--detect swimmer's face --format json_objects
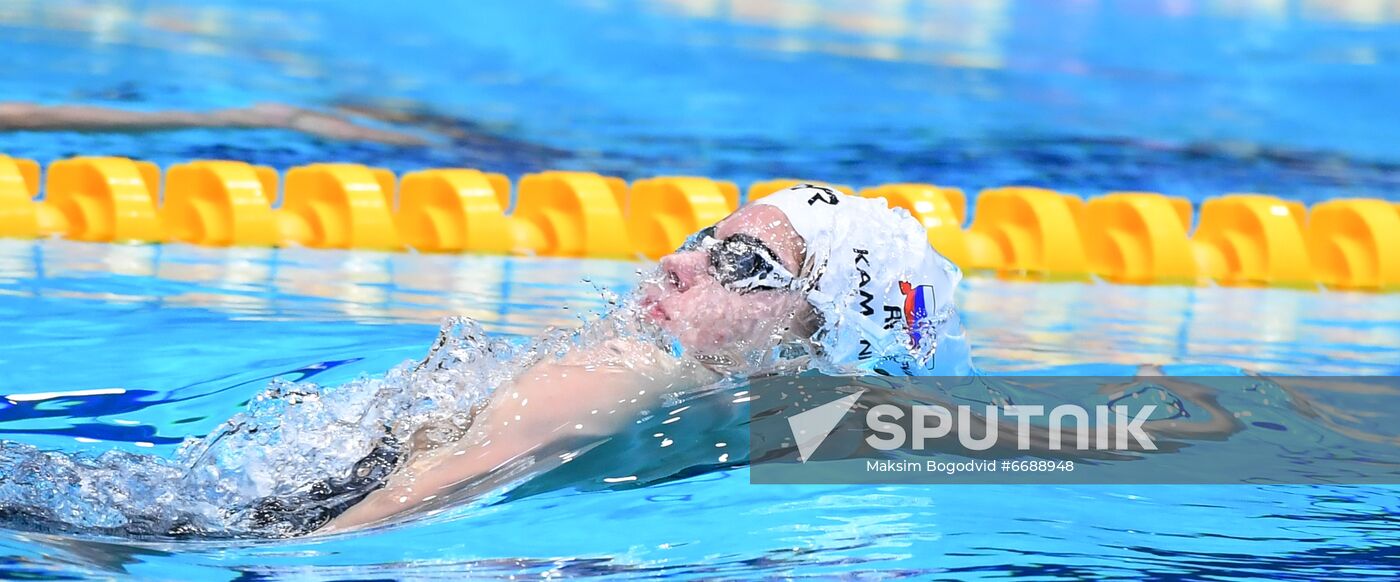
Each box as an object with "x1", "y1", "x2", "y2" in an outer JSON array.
[{"x1": 640, "y1": 205, "x2": 815, "y2": 363}]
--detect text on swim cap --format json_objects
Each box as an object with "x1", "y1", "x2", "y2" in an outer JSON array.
[
  {"x1": 802, "y1": 184, "x2": 840, "y2": 206},
  {"x1": 854, "y1": 248, "x2": 874, "y2": 317}
]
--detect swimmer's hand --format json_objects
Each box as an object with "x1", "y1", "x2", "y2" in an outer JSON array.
[{"x1": 319, "y1": 339, "x2": 719, "y2": 533}]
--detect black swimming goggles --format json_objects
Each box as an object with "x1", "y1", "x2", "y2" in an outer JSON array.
[{"x1": 678, "y1": 226, "x2": 799, "y2": 294}]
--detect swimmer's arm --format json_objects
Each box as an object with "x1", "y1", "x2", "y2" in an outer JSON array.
[
  {"x1": 973, "y1": 366, "x2": 1243, "y2": 456},
  {"x1": 318, "y1": 399, "x2": 565, "y2": 533},
  {"x1": 321, "y1": 341, "x2": 713, "y2": 533}
]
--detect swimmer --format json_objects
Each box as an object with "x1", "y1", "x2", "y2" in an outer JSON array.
[
  {"x1": 0, "y1": 184, "x2": 1247, "y2": 537},
  {"x1": 0, "y1": 102, "x2": 428, "y2": 145},
  {"x1": 319, "y1": 184, "x2": 977, "y2": 531},
  {"x1": 318, "y1": 185, "x2": 1251, "y2": 532}
]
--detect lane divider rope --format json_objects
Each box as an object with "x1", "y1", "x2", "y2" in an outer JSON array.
[{"x1": 0, "y1": 154, "x2": 1395, "y2": 291}]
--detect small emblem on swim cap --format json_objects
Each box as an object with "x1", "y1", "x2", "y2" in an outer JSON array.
[
  {"x1": 797, "y1": 184, "x2": 840, "y2": 206},
  {"x1": 898, "y1": 281, "x2": 936, "y2": 348}
]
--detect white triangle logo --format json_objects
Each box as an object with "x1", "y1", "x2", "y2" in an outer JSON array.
[{"x1": 787, "y1": 390, "x2": 865, "y2": 463}]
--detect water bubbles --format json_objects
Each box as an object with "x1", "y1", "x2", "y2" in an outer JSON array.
[
  {"x1": 0, "y1": 243, "x2": 834, "y2": 540},
  {"x1": 0, "y1": 314, "x2": 535, "y2": 538}
]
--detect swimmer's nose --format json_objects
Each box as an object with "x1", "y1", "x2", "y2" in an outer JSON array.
[{"x1": 660, "y1": 251, "x2": 708, "y2": 292}]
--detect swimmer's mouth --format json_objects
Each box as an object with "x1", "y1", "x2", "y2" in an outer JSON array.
[{"x1": 641, "y1": 297, "x2": 669, "y2": 322}]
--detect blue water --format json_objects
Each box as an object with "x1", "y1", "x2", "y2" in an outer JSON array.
[
  {"x1": 2, "y1": 239, "x2": 1398, "y2": 578},
  {"x1": 1, "y1": 0, "x2": 1399, "y2": 579}
]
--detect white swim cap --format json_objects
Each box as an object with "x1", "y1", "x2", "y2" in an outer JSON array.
[{"x1": 755, "y1": 185, "x2": 975, "y2": 376}]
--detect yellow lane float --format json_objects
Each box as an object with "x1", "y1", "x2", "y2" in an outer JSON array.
[
  {"x1": 0, "y1": 155, "x2": 41, "y2": 238},
  {"x1": 965, "y1": 186, "x2": 1089, "y2": 278},
  {"x1": 161, "y1": 160, "x2": 281, "y2": 247},
  {"x1": 1191, "y1": 194, "x2": 1312, "y2": 288},
  {"x1": 628, "y1": 176, "x2": 735, "y2": 259},
  {"x1": 514, "y1": 171, "x2": 631, "y2": 258},
  {"x1": 1305, "y1": 198, "x2": 1400, "y2": 291},
  {"x1": 395, "y1": 169, "x2": 513, "y2": 254},
  {"x1": 1083, "y1": 192, "x2": 1198, "y2": 285},
  {"x1": 44, "y1": 156, "x2": 163, "y2": 243},
  {"x1": 279, "y1": 163, "x2": 401, "y2": 250}
]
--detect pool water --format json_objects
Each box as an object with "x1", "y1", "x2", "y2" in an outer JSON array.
[
  {"x1": 1, "y1": 0, "x2": 1399, "y2": 578},
  {"x1": 1, "y1": 239, "x2": 1397, "y2": 578}
]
